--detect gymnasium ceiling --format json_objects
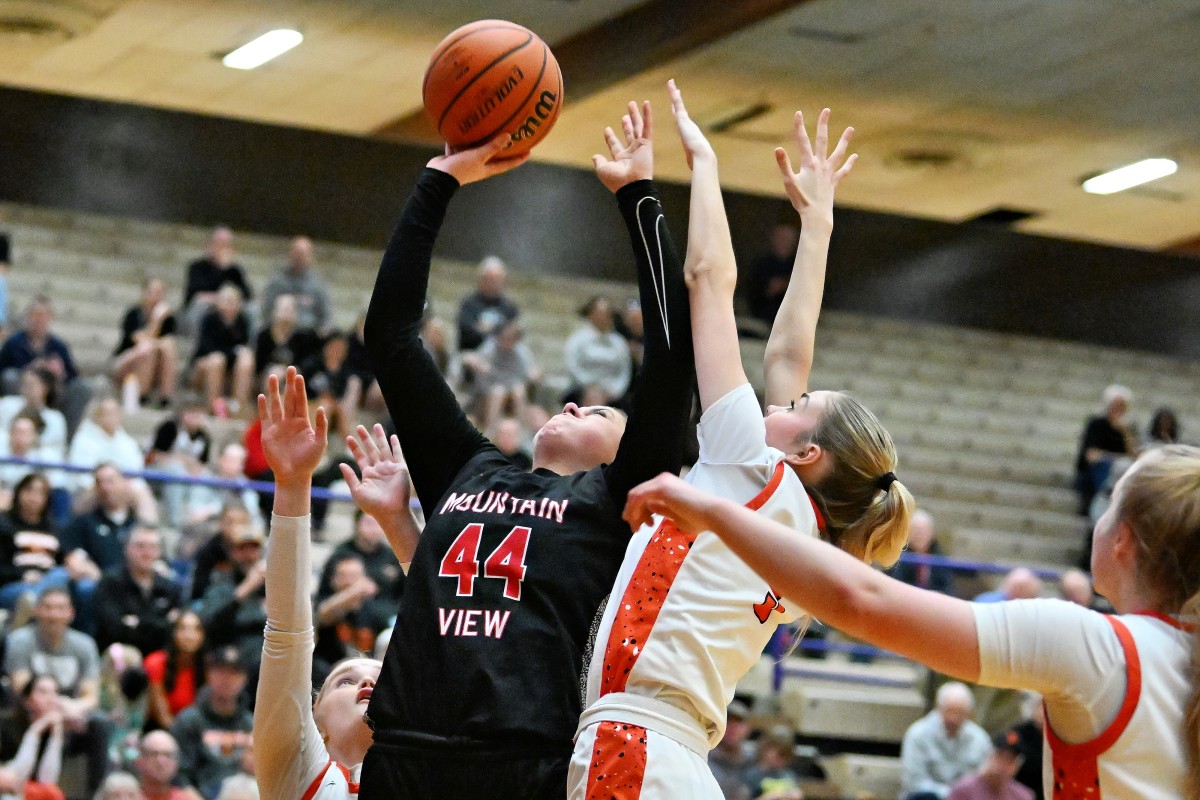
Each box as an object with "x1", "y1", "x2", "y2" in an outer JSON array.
[{"x1": 0, "y1": 0, "x2": 1198, "y2": 252}]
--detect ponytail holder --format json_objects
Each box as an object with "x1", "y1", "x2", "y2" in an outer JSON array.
[{"x1": 876, "y1": 472, "x2": 897, "y2": 492}]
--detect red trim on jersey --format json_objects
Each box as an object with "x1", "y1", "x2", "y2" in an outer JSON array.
[
  {"x1": 585, "y1": 721, "x2": 648, "y2": 800},
  {"x1": 300, "y1": 761, "x2": 358, "y2": 800},
  {"x1": 746, "y1": 462, "x2": 786, "y2": 511},
  {"x1": 1134, "y1": 610, "x2": 1192, "y2": 632},
  {"x1": 1045, "y1": 615, "x2": 1141, "y2": 799}
]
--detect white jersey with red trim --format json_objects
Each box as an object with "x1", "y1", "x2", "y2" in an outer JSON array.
[
  {"x1": 974, "y1": 600, "x2": 1191, "y2": 800},
  {"x1": 583, "y1": 383, "x2": 818, "y2": 748},
  {"x1": 300, "y1": 760, "x2": 360, "y2": 800}
]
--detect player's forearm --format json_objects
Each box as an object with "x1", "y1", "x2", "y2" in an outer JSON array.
[
  {"x1": 265, "y1": 513, "x2": 314, "y2": 630},
  {"x1": 376, "y1": 511, "x2": 420, "y2": 568},
  {"x1": 683, "y1": 154, "x2": 737, "y2": 297},
  {"x1": 763, "y1": 223, "x2": 831, "y2": 405}
]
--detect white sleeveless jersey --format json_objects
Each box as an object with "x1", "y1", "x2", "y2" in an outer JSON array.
[
  {"x1": 1044, "y1": 613, "x2": 1190, "y2": 800},
  {"x1": 583, "y1": 384, "x2": 819, "y2": 748}
]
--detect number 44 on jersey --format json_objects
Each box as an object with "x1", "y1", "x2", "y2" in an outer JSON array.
[{"x1": 436, "y1": 523, "x2": 530, "y2": 639}]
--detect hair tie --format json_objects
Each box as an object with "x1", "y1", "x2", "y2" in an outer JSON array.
[{"x1": 877, "y1": 471, "x2": 897, "y2": 492}]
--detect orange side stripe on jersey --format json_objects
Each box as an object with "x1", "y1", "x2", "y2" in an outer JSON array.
[
  {"x1": 600, "y1": 517, "x2": 696, "y2": 696},
  {"x1": 586, "y1": 721, "x2": 648, "y2": 800},
  {"x1": 1045, "y1": 615, "x2": 1142, "y2": 798}
]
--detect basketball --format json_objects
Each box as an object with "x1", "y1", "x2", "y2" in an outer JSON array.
[{"x1": 422, "y1": 20, "x2": 564, "y2": 157}]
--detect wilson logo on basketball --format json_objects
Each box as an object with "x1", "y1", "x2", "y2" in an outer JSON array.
[{"x1": 512, "y1": 90, "x2": 559, "y2": 143}]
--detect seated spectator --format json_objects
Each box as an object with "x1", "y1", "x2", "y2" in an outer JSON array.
[
  {"x1": 0, "y1": 412, "x2": 47, "y2": 497},
  {"x1": 252, "y1": 294, "x2": 319, "y2": 380},
  {"x1": 99, "y1": 642, "x2": 150, "y2": 770},
  {"x1": 1057, "y1": 567, "x2": 1094, "y2": 608},
  {"x1": 2, "y1": 589, "x2": 113, "y2": 796},
  {"x1": 746, "y1": 222, "x2": 799, "y2": 325},
  {"x1": 189, "y1": 501, "x2": 254, "y2": 603},
  {"x1": 0, "y1": 366, "x2": 68, "y2": 462},
  {"x1": 136, "y1": 730, "x2": 204, "y2": 800},
  {"x1": 259, "y1": 237, "x2": 331, "y2": 334},
  {"x1": 562, "y1": 296, "x2": 631, "y2": 407},
  {"x1": 196, "y1": 526, "x2": 266, "y2": 682},
  {"x1": 112, "y1": 278, "x2": 179, "y2": 409},
  {"x1": 947, "y1": 730, "x2": 1032, "y2": 800},
  {"x1": 0, "y1": 684, "x2": 64, "y2": 800},
  {"x1": 67, "y1": 400, "x2": 146, "y2": 491},
  {"x1": 191, "y1": 285, "x2": 254, "y2": 418},
  {"x1": 709, "y1": 700, "x2": 753, "y2": 800},
  {"x1": 420, "y1": 314, "x2": 452, "y2": 377},
  {"x1": 488, "y1": 416, "x2": 532, "y2": 470},
  {"x1": 318, "y1": 510, "x2": 405, "y2": 607},
  {"x1": 456, "y1": 255, "x2": 520, "y2": 351},
  {"x1": 313, "y1": 555, "x2": 390, "y2": 676},
  {"x1": 93, "y1": 772, "x2": 140, "y2": 800},
  {"x1": 179, "y1": 443, "x2": 262, "y2": 537},
  {"x1": 347, "y1": 314, "x2": 386, "y2": 414},
  {"x1": 460, "y1": 319, "x2": 540, "y2": 432},
  {"x1": 743, "y1": 724, "x2": 803, "y2": 800},
  {"x1": 183, "y1": 228, "x2": 251, "y2": 333},
  {"x1": 147, "y1": 394, "x2": 212, "y2": 528},
  {"x1": 974, "y1": 567, "x2": 1043, "y2": 604},
  {"x1": 1008, "y1": 694, "x2": 1043, "y2": 800},
  {"x1": 889, "y1": 509, "x2": 954, "y2": 594},
  {"x1": 300, "y1": 330, "x2": 359, "y2": 438},
  {"x1": 144, "y1": 610, "x2": 207, "y2": 732},
  {"x1": 94, "y1": 526, "x2": 182, "y2": 654},
  {"x1": 613, "y1": 298, "x2": 644, "y2": 404},
  {"x1": 1145, "y1": 405, "x2": 1180, "y2": 446},
  {"x1": 900, "y1": 682, "x2": 991, "y2": 800},
  {"x1": 171, "y1": 646, "x2": 253, "y2": 800},
  {"x1": 0, "y1": 296, "x2": 78, "y2": 395},
  {"x1": 1073, "y1": 383, "x2": 1138, "y2": 516},
  {"x1": 0, "y1": 473, "x2": 62, "y2": 614}
]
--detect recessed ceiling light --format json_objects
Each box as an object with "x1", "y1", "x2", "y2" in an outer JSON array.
[
  {"x1": 222, "y1": 29, "x2": 303, "y2": 70},
  {"x1": 1082, "y1": 158, "x2": 1178, "y2": 195}
]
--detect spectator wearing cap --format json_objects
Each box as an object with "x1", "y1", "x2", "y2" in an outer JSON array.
[
  {"x1": 93, "y1": 526, "x2": 182, "y2": 654},
  {"x1": 171, "y1": 646, "x2": 253, "y2": 800},
  {"x1": 709, "y1": 700, "x2": 754, "y2": 800},
  {"x1": 456, "y1": 255, "x2": 520, "y2": 351},
  {"x1": 743, "y1": 723, "x2": 803, "y2": 800},
  {"x1": 259, "y1": 236, "x2": 332, "y2": 334},
  {"x1": 947, "y1": 731, "x2": 1033, "y2": 800},
  {"x1": 900, "y1": 683, "x2": 992, "y2": 800},
  {"x1": 136, "y1": 730, "x2": 204, "y2": 800},
  {"x1": 196, "y1": 523, "x2": 266, "y2": 685}
]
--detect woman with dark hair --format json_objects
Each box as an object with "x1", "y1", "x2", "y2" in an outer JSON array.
[
  {"x1": 143, "y1": 610, "x2": 207, "y2": 731},
  {"x1": 0, "y1": 367, "x2": 67, "y2": 461},
  {"x1": 0, "y1": 473, "x2": 62, "y2": 611},
  {"x1": 1147, "y1": 406, "x2": 1180, "y2": 446},
  {"x1": 0, "y1": 675, "x2": 65, "y2": 799}
]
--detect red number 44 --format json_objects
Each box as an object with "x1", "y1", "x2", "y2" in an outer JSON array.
[{"x1": 439, "y1": 524, "x2": 531, "y2": 600}]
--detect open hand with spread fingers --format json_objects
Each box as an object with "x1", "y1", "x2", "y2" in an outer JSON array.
[
  {"x1": 593, "y1": 99, "x2": 655, "y2": 193},
  {"x1": 775, "y1": 108, "x2": 857, "y2": 226},
  {"x1": 340, "y1": 423, "x2": 412, "y2": 528},
  {"x1": 258, "y1": 366, "x2": 328, "y2": 490}
]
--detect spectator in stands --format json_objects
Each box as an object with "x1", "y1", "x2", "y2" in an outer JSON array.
[
  {"x1": 94, "y1": 526, "x2": 181, "y2": 654},
  {"x1": 456, "y1": 255, "x2": 519, "y2": 351},
  {"x1": 1057, "y1": 567, "x2": 1094, "y2": 608},
  {"x1": 136, "y1": 730, "x2": 203, "y2": 800},
  {"x1": 0, "y1": 366, "x2": 68, "y2": 464},
  {"x1": 974, "y1": 567, "x2": 1043, "y2": 604},
  {"x1": 112, "y1": 278, "x2": 179, "y2": 410},
  {"x1": 488, "y1": 416, "x2": 532, "y2": 469},
  {"x1": 421, "y1": 314, "x2": 452, "y2": 376},
  {"x1": 317, "y1": 509, "x2": 404, "y2": 609},
  {"x1": 171, "y1": 646, "x2": 253, "y2": 800},
  {"x1": 68, "y1": 399, "x2": 145, "y2": 490},
  {"x1": 613, "y1": 298, "x2": 644, "y2": 405},
  {"x1": 0, "y1": 675, "x2": 65, "y2": 800},
  {"x1": 190, "y1": 500, "x2": 254, "y2": 602},
  {"x1": 1008, "y1": 694, "x2": 1043, "y2": 800},
  {"x1": 313, "y1": 554, "x2": 389, "y2": 675},
  {"x1": 300, "y1": 329, "x2": 360, "y2": 439},
  {"x1": 562, "y1": 296, "x2": 632, "y2": 407},
  {"x1": 0, "y1": 412, "x2": 46, "y2": 497},
  {"x1": 0, "y1": 233, "x2": 8, "y2": 335},
  {"x1": 0, "y1": 473, "x2": 61, "y2": 612},
  {"x1": 196, "y1": 523, "x2": 266, "y2": 680},
  {"x1": 460, "y1": 318, "x2": 541, "y2": 432},
  {"x1": 1146, "y1": 406, "x2": 1180, "y2": 446},
  {"x1": 259, "y1": 236, "x2": 331, "y2": 333},
  {"x1": 93, "y1": 772, "x2": 140, "y2": 800},
  {"x1": 148, "y1": 393, "x2": 212, "y2": 528},
  {"x1": 900, "y1": 682, "x2": 991, "y2": 800},
  {"x1": 191, "y1": 284, "x2": 254, "y2": 418},
  {"x1": 2, "y1": 588, "x2": 112, "y2": 795},
  {"x1": 0, "y1": 298, "x2": 89, "y2": 435},
  {"x1": 746, "y1": 222, "x2": 800, "y2": 325},
  {"x1": 179, "y1": 443, "x2": 262, "y2": 535},
  {"x1": 742, "y1": 724, "x2": 803, "y2": 800},
  {"x1": 347, "y1": 313, "x2": 386, "y2": 414},
  {"x1": 1073, "y1": 383, "x2": 1138, "y2": 516},
  {"x1": 144, "y1": 611, "x2": 206, "y2": 732},
  {"x1": 252, "y1": 294, "x2": 319, "y2": 381},
  {"x1": 889, "y1": 508, "x2": 954, "y2": 594},
  {"x1": 183, "y1": 228, "x2": 251, "y2": 333},
  {"x1": 709, "y1": 700, "x2": 753, "y2": 800},
  {"x1": 947, "y1": 730, "x2": 1032, "y2": 800}
]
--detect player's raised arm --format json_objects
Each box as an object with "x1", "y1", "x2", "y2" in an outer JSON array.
[
  {"x1": 668, "y1": 80, "x2": 747, "y2": 413},
  {"x1": 762, "y1": 110, "x2": 856, "y2": 408},
  {"x1": 594, "y1": 99, "x2": 696, "y2": 503},
  {"x1": 340, "y1": 424, "x2": 421, "y2": 566}
]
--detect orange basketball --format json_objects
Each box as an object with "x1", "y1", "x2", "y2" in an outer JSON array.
[{"x1": 423, "y1": 20, "x2": 564, "y2": 157}]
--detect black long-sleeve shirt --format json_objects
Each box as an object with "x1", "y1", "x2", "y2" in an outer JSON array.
[{"x1": 362, "y1": 168, "x2": 694, "y2": 751}]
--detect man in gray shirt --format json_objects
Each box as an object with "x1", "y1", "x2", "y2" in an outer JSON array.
[
  {"x1": 259, "y1": 236, "x2": 332, "y2": 333},
  {"x1": 901, "y1": 682, "x2": 993, "y2": 800}
]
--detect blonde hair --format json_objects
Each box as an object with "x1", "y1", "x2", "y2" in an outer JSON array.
[
  {"x1": 804, "y1": 393, "x2": 913, "y2": 567},
  {"x1": 1114, "y1": 444, "x2": 1200, "y2": 799}
]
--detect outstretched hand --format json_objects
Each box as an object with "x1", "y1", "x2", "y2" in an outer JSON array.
[
  {"x1": 775, "y1": 108, "x2": 856, "y2": 224},
  {"x1": 593, "y1": 100, "x2": 654, "y2": 193},
  {"x1": 667, "y1": 79, "x2": 714, "y2": 170},
  {"x1": 258, "y1": 367, "x2": 328, "y2": 489},
  {"x1": 427, "y1": 132, "x2": 530, "y2": 186},
  {"x1": 339, "y1": 424, "x2": 412, "y2": 527},
  {"x1": 623, "y1": 472, "x2": 720, "y2": 535}
]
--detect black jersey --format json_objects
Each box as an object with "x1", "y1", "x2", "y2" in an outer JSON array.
[{"x1": 362, "y1": 168, "x2": 694, "y2": 750}]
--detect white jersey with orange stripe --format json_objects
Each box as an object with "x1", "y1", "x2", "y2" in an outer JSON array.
[
  {"x1": 974, "y1": 600, "x2": 1191, "y2": 799},
  {"x1": 583, "y1": 383, "x2": 818, "y2": 748},
  {"x1": 299, "y1": 760, "x2": 360, "y2": 800}
]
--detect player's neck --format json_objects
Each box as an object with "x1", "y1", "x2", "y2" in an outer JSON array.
[{"x1": 531, "y1": 454, "x2": 578, "y2": 476}]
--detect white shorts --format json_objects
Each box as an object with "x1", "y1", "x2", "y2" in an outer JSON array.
[{"x1": 568, "y1": 719, "x2": 723, "y2": 800}]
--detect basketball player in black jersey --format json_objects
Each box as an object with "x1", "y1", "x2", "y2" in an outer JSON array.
[{"x1": 354, "y1": 102, "x2": 695, "y2": 800}]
